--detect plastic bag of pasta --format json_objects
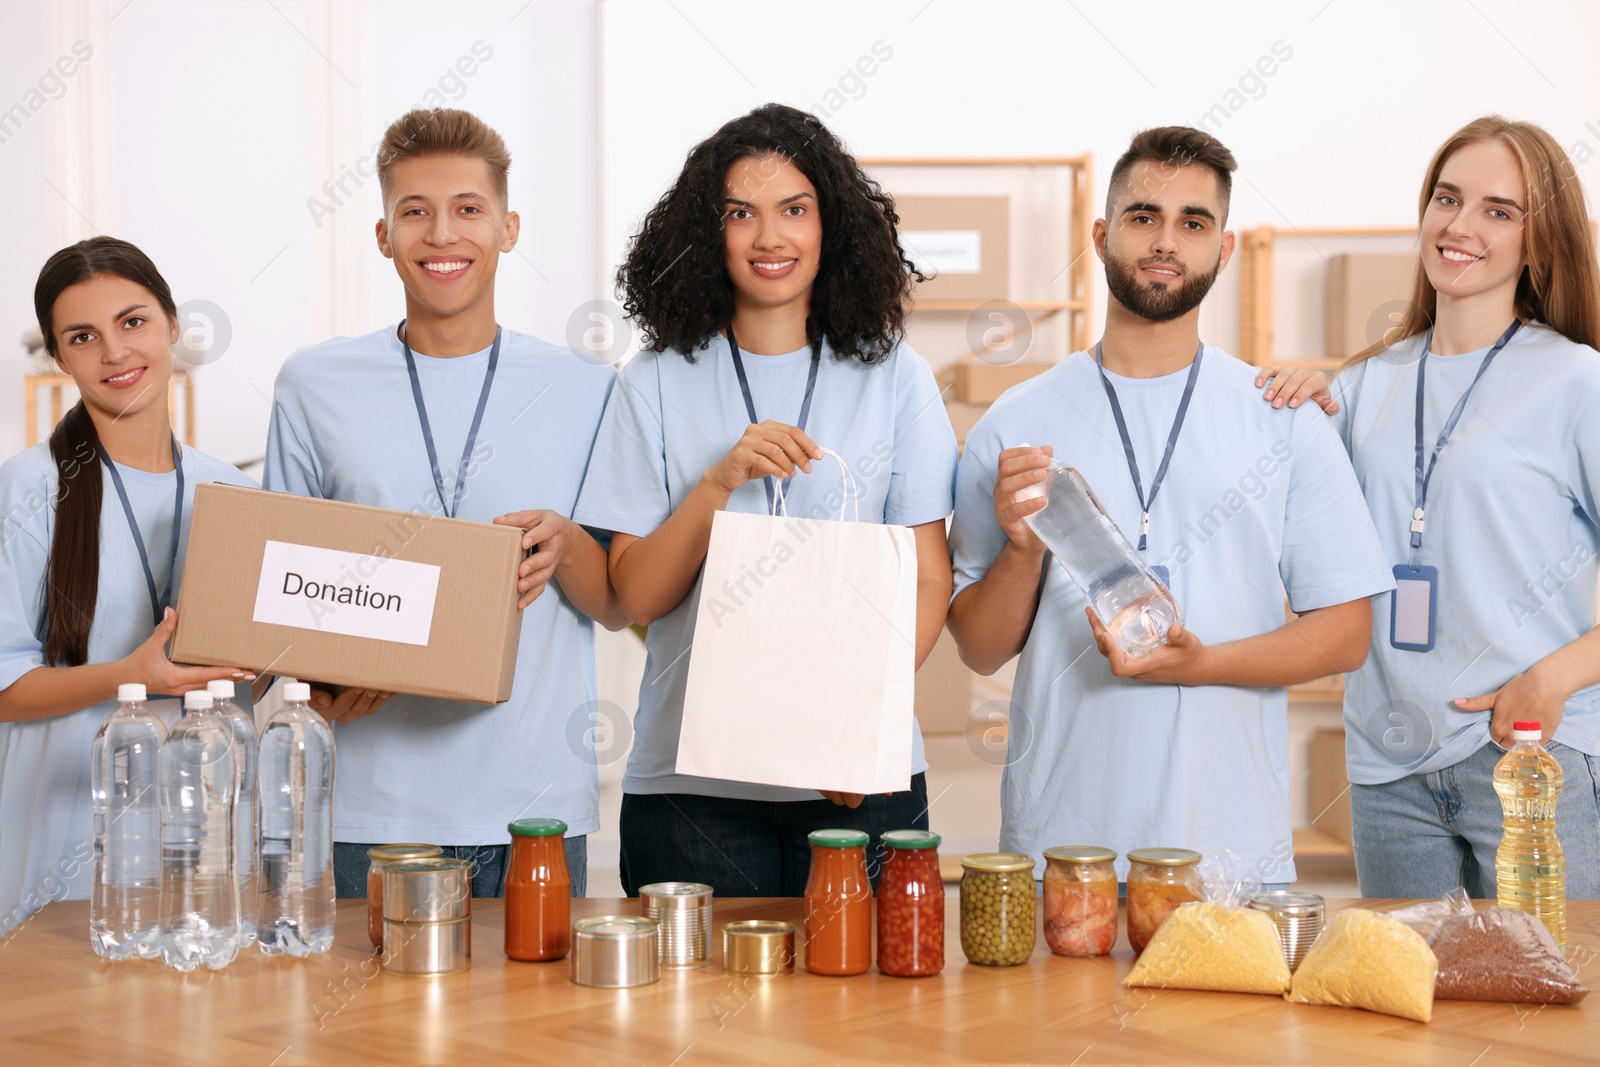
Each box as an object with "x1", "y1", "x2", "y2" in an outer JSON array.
[
  {"x1": 1287, "y1": 909, "x2": 1436, "y2": 1022},
  {"x1": 1124, "y1": 900, "x2": 1292, "y2": 994},
  {"x1": 1429, "y1": 907, "x2": 1587, "y2": 1004}
]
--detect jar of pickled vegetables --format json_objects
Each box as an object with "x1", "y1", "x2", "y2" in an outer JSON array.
[
  {"x1": 959, "y1": 853, "x2": 1036, "y2": 966},
  {"x1": 803, "y1": 829, "x2": 873, "y2": 976},
  {"x1": 876, "y1": 830, "x2": 943, "y2": 977},
  {"x1": 1126, "y1": 847, "x2": 1202, "y2": 954},
  {"x1": 1042, "y1": 846, "x2": 1118, "y2": 957}
]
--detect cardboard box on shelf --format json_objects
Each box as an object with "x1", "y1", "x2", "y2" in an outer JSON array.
[
  {"x1": 1309, "y1": 727, "x2": 1353, "y2": 844},
  {"x1": 1325, "y1": 253, "x2": 1416, "y2": 360},
  {"x1": 939, "y1": 358, "x2": 1053, "y2": 405},
  {"x1": 945, "y1": 400, "x2": 987, "y2": 451},
  {"x1": 172, "y1": 483, "x2": 524, "y2": 704},
  {"x1": 897, "y1": 195, "x2": 1010, "y2": 303}
]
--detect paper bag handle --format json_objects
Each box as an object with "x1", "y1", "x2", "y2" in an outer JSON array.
[{"x1": 771, "y1": 446, "x2": 860, "y2": 522}]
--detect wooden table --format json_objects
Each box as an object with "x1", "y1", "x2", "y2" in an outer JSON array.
[{"x1": 1, "y1": 898, "x2": 1591, "y2": 1065}]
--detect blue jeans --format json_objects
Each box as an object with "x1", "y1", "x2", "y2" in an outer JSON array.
[
  {"x1": 332, "y1": 837, "x2": 588, "y2": 900},
  {"x1": 619, "y1": 774, "x2": 930, "y2": 897},
  {"x1": 1351, "y1": 740, "x2": 1600, "y2": 899}
]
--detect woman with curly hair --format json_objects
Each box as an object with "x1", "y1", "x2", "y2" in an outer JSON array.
[{"x1": 574, "y1": 103, "x2": 956, "y2": 896}]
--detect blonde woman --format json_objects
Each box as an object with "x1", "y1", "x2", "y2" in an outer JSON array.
[{"x1": 1259, "y1": 116, "x2": 1600, "y2": 898}]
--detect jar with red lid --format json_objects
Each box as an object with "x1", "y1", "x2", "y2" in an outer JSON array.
[
  {"x1": 876, "y1": 829, "x2": 943, "y2": 977},
  {"x1": 803, "y1": 829, "x2": 872, "y2": 976},
  {"x1": 366, "y1": 844, "x2": 442, "y2": 951},
  {"x1": 504, "y1": 818, "x2": 571, "y2": 961}
]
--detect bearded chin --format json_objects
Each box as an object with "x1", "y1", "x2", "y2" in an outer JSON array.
[{"x1": 1105, "y1": 254, "x2": 1221, "y2": 323}]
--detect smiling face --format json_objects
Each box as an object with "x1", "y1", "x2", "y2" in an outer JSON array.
[
  {"x1": 376, "y1": 153, "x2": 519, "y2": 324},
  {"x1": 1420, "y1": 139, "x2": 1528, "y2": 306},
  {"x1": 721, "y1": 154, "x2": 822, "y2": 322},
  {"x1": 1096, "y1": 161, "x2": 1233, "y2": 323},
  {"x1": 48, "y1": 273, "x2": 178, "y2": 421}
]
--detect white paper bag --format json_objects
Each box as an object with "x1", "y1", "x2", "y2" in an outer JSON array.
[{"x1": 677, "y1": 450, "x2": 918, "y2": 795}]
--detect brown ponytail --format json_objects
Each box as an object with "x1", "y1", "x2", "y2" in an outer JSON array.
[{"x1": 33, "y1": 237, "x2": 178, "y2": 666}]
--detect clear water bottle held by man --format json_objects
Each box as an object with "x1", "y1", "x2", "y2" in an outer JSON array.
[
  {"x1": 257, "y1": 681, "x2": 336, "y2": 956},
  {"x1": 1016, "y1": 458, "x2": 1181, "y2": 657},
  {"x1": 1493, "y1": 720, "x2": 1566, "y2": 948},
  {"x1": 89, "y1": 683, "x2": 166, "y2": 960},
  {"x1": 208, "y1": 678, "x2": 259, "y2": 948},
  {"x1": 158, "y1": 689, "x2": 240, "y2": 971}
]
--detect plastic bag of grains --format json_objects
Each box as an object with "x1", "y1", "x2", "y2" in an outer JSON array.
[
  {"x1": 1123, "y1": 900, "x2": 1292, "y2": 995},
  {"x1": 1286, "y1": 909, "x2": 1436, "y2": 1022},
  {"x1": 1429, "y1": 907, "x2": 1587, "y2": 1004}
]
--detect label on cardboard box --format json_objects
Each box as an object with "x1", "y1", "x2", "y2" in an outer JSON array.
[
  {"x1": 252, "y1": 540, "x2": 441, "y2": 646},
  {"x1": 902, "y1": 229, "x2": 982, "y2": 274}
]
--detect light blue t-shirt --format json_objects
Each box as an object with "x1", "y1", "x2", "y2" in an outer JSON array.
[
  {"x1": 572, "y1": 338, "x2": 957, "y2": 802},
  {"x1": 950, "y1": 347, "x2": 1393, "y2": 883},
  {"x1": 264, "y1": 325, "x2": 615, "y2": 842},
  {"x1": 0, "y1": 443, "x2": 253, "y2": 935},
  {"x1": 1331, "y1": 324, "x2": 1600, "y2": 784}
]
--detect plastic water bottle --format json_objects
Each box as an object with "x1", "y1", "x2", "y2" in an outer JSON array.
[
  {"x1": 1493, "y1": 720, "x2": 1566, "y2": 948},
  {"x1": 158, "y1": 690, "x2": 240, "y2": 971},
  {"x1": 257, "y1": 681, "x2": 336, "y2": 956},
  {"x1": 89, "y1": 683, "x2": 166, "y2": 959},
  {"x1": 208, "y1": 679, "x2": 259, "y2": 947},
  {"x1": 1017, "y1": 459, "x2": 1180, "y2": 657}
]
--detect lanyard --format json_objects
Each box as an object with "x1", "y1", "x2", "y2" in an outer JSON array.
[
  {"x1": 1094, "y1": 341, "x2": 1204, "y2": 551},
  {"x1": 100, "y1": 436, "x2": 184, "y2": 626},
  {"x1": 400, "y1": 319, "x2": 501, "y2": 519},
  {"x1": 1409, "y1": 319, "x2": 1521, "y2": 554},
  {"x1": 726, "y1": 326, "x2": 822, "y2": 513}
]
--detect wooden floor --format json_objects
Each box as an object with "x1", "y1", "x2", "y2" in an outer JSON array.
[{"x1": 0, "y1": 897, "x2": 1591, "y2": 1065}]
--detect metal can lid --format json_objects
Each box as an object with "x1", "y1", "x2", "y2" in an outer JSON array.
[
  {"x1": 1043, "y1": 845, "x2": 1118, "y2": 864},
  {"x1": 1126, "y1": 847, "x2": 1202, "y2": 867},
  {"x1": 807, "y1": 828, "x2": 869, "y2": 849},
  {"x1": 367, "y1": 843, "x2": 444, "y2": 864},
  {"x1": 722, "y1": 919, "x2": 796, "y2": 939},
  {"x1": 960, "y1": 852, "x2": 1035, "y2": 873},
  {"x1": 1248, "y1": 891, "x2": 1326, "y2": 916},
  {"x1": 574, "y1": 915, "x2": 659, "y2": 939},
  {"x1": 882, "y1": 830, "x2": 941, "y2": 850},
  {"x1": 638, "y1": 882, "x2": 714, "y2": 909},
  {"x1": 508, "y1": 817, "x2": 568, "y2": 837}
]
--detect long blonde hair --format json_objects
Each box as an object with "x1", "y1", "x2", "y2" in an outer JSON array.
[{"x1": 1348, "y1": 116, "x2": 1600, "y2": 366}]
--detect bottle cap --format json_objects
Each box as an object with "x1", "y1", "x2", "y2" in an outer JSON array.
[
  {"x1": 117, "y1": 683, "x2": 146, "y2": 702},
  {"x1": 283, "y1": 682, "x2": 311, "y2": 703},
  {"x1": 207, "y1": 679, "x2": 236, "y2": 699},
  {"x1": 1512, "y1": 721, "x2": 1541, "y2": 740},
  {"x1": 184, "y1": 691, "x2": 213, "y2": 710},
  {"x1": 807, "y1": 828, "x2": 869, "y2": 849}
]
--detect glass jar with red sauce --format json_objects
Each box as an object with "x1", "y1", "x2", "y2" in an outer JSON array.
[
  {"x1": 876, "y1": 830, "x2": 943, "y2": 977},
  {"x1": 804, "y1": 828, "x2": 872, "y2": 976},
  {"x1": 366, "y1": 844, "x2": 442, "y2": 951},
  {"x1": 1126, "y1": 847, "x2": 1203, "y2": 954},
  {"x1": 504, "y1": 818, "x2": 571, "y2": 961}
]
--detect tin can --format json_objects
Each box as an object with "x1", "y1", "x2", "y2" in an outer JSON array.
[
  {"x1": 722, "y1": 920, "x2": 796, "y2": 977},
  {"x1": 570, "y1": 915, "x2": 660, "y2": 988},
  {"x1": 1248, "y1": 891, "x2": 1325, "y2": 972},
  {"x1": 639, "y1": 882, "x2": 714, "y2": 968},
  {"x1": 381, "y1": 858, "x2": 472, "y2": 976}
]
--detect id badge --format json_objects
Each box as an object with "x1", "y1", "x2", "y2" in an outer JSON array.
[
  {"x1": 1150, "y1": 565, "x2": 1171, "y2": 587},
  {"x1": 1390, "y1": 563, "x2": 1438, "y2": 652}
]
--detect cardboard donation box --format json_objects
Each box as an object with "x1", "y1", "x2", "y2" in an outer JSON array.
[
  {"x1": 1325, "y1": 253, "x2": 1416, "y2": 360},
  {"x1": 172, "y1": 483, "x2": 524, "y2": 703}
]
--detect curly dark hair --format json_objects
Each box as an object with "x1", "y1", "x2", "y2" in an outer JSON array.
[{"x1": 617, "y1": 103, "x2": 924, "y2": 365}]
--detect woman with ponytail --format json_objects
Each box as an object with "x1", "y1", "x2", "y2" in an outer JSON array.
[
  {"x1": 0, "y1": 237, "x2": 252, "y2": 935},
  {"x1": 1257, "y1": 117, "x2": 1600, "y2": 899}
]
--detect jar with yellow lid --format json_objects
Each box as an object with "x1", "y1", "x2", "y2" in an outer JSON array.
[
  {"x1": 366, "y1": 844, "x2": 442, "y2": 951},
  {"x1": 1126, "y1": 847, "x2": 1202, "y2": 954},
  {"x1": 958, "y1": 853, "x2": 1036, "y2": 966},
  {"x1": 1042, "y1": 846, "x2": 1118, "y2": 957}
]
